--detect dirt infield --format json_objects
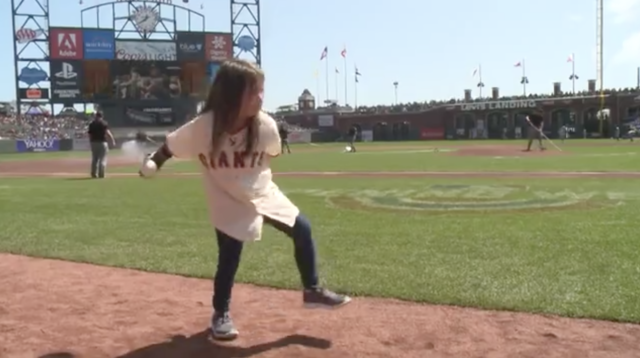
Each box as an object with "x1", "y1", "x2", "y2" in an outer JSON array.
[
  {"x1": 449, "y1": 144, "x2": 566, "y2": 157},
  {"x1": 3, "y1": 171, "x2": 640, "y2": 179},
  {"x1": 2, "y1": 254, "x2": 640, "y2": 358},
  {"x1": 2, "y1": 151, "x2": 640, "y2": 357},
  {"x1": 0, "y1": 144, "x2": 561, "y2": 176},
  {"x1": 0, "y1": 155, "x2": 137, "y2": 174}
]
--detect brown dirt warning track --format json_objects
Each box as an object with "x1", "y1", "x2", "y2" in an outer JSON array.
[{"x1": 1, "y1": 145, "x2": 640, "y2": 357}]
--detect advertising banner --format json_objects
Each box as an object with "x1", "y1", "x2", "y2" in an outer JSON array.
[
  {"x1": 445, "y1": 128, "x2": 456, "y2": 140},
  {"x1": 176, "y1": 32, "x2": 205, "y2": 61},
  {"x1": 317, "y1": 115, "x2": 334, "y2": 127},
  {"x1": 204, "y1": 33, "x2": 234, "y2": 61},
  {"x1": 115, "y1": 41, "x2": 177, "y2": 61},
  {"x1": 50, "y1": 28, "x2": 83, "y2": 60},
  {"x1": 420, "y1": 128, "x2": 445, "y2": 140},
  {"x1": 50, "y1": 60, "x2": 83, "y2": 101},
  {"x1": 18, "y1": 67, "x2": 47, "y2": 86},
  {"x1": 19, "y1": 88, "x2": 49, "y2": 100},
  {"x1": 360, "y1": 130, "x2": 373, "y2": 142},
  {"x1": 124, "y1": 106, "x2": 175, "y2": 126},
  {"x1": 16, "y1": 138, "x2": 60, "y2": 152},
  {"x1": 16, "y1": 27, "x2": 45, "y2": 44},
  {"x1": 288, "y1": 131, "x2": 312, "y2": 144},
  {"x1": 111, "y1": 61, "x2": 181, "y2": 100},
  {"x1": 83, "y1": 29, "x2": 115, "y2": 60}
]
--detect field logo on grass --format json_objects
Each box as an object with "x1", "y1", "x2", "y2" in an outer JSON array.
[
  {"x1": 353, "y1": 185, "x2": 583, "y2": 211},
  {"x1": 286, "y1": 185, "x2": 609, "y2": 212}
]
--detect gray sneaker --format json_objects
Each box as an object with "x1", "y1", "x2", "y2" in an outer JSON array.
[
  {"x1": 303, "y1": 287, "x2": 351, "y2": 309},
  {"x1": 210, "y1": 311, "x2": 239, "y2": 341}
]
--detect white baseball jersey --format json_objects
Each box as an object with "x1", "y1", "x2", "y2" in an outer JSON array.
[{"x1": 166, "y1": 111, "x2": 299, "y2": 242}]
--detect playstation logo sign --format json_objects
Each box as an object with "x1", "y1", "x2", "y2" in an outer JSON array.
[
  {"x1": 50, "y1": 60, "x2": 82, "y2": 101},
  {"x1": 55, "y1": 62, "x2": 77, "y2": 80}
]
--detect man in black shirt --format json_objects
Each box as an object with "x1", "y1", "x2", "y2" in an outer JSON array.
[
  {"x1": 87, "y1": 112, "x2": 116, "y2": 178},
  {"x1": 347, "y1": 125, "x2": 358, "y2": 152},
  {"x1": 278, "y1": 122, "x2": 291, "y2": 154},
  {"x1": 525, "y1": 111, "x2": 545, "y2": 151}
]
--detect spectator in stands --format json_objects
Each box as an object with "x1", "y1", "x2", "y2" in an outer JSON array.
[{"x1": 0, "y1": 113, "x2": 88, "y2": 139}]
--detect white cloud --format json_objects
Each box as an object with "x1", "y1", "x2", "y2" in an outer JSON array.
[
  {"x1": 612, "y1": 31, "x2": 640, "y2": 64},
  {"x1": 609, "y1": 0, "x2": 640, "y2": 24}
]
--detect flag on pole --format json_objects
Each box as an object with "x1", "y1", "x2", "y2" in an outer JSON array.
[
  {"x1": 335, "y1": 67, "x2": 340, "y2": 74},
  {"x1": 341, "y1": 47, "x2": 347, "y2": 58},
  {"x1": 355, "y1": 66, "x2": 361, "y2": 83},
  {"x1": 320, "y1": 46, "x2": 328, "y2": 60},
  {"x1": 514, "y1": 61, "x2": 522, "y2": 67},
  {"x1": 568, "y1": 54, "x2": 578, "y2": 80}
]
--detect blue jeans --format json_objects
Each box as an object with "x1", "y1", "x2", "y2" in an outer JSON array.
[{"x1": 212, "y1": 214, "x2": 319, "y2": 312}]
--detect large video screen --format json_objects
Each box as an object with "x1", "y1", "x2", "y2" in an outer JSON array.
[
  {"x1": 110, "y1": 60, "x2": 182, "y2": 100},
  {"x1": 83, "y1": 60, "x2": 112, "y2": 100},
  {"x1": 179, "y1": 62, "x2": 207, "y2": 97}
]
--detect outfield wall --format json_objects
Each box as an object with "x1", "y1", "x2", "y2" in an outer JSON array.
[{"x1": 0, "y1": 140, "x2": 17, "y2": 153}]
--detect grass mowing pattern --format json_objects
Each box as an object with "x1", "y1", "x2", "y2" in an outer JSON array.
[
  {"x1": 98, "y1": 141, "x2": 640, "y2": 173},
  {"x1": 1, "y1": 141, "x2": 640, "y2": 323},
  {"x1": 1, "y1": 173, "x2": 640, "y2": 323}
]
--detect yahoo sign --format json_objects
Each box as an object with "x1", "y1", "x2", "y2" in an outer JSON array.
[{"x1": 16, "y1": 139, "x2": 60, "y2": 152}]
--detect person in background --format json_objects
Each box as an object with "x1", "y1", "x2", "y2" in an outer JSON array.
[
  {"x1": 525, "y1": 111, "x2": 545, "y2": 151},
  {"x1": 278, "y1": 121, "x2": 291, "y2": 154},
  {"x1": 559, "y1": 125, "x2": 567, "y2": 143},
  {"x1": 87, "y1": 112, "x2": 115, "y2": 178},
  {"x1": 348, "y1": 125, "x2": 358, "y2": 152},
  {"x1": 627, "y1": 125, "x2": 636, "y2": 142}
]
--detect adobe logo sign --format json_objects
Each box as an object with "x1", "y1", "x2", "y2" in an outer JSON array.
[{"x1": 50, "y1": 28, "x2": 83, "y2": 60}]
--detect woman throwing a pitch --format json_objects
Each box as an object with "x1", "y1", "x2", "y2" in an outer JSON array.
[{"x1": 138, "y1": 59, "x2": 351, "y2": 341}]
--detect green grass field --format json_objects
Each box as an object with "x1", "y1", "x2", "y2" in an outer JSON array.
[{"x1": 1, "y1": 140, "x2": 639, "y2": 323}]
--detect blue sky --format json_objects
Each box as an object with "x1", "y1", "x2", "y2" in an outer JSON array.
[{"x1": 3, "y1": 0, "x2": 640, "y2": 111}]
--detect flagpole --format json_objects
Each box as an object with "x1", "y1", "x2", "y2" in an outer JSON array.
[
  {"x1": 571, "y1": 53, "x2": 576, "y2": 94},
  {"x1": 521, "y1": 58, "x2": 527, "y2": 96},
  {"x1": 355, "y1": 79, "x2": 358, "y2": 109},
  {"x1": 343, "y1": 55, "x2": 348, "y2": 105},
  {"x1": 354, "y1": 70, "x2": 358, "y2": 110},
  {"x1": 315, "y1": 72, "x2": 320, "y2": 106},
  {"x1": 478, "y1": 64, "x2": 483, "y2": 98},
  {"x1": 325, "y1": 52, "x2": 330, "y2": 102},
  {"x1": 335, "y1": 70, "x2": 339, "y2": 103}
]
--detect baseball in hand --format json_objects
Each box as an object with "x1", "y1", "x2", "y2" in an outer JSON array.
[{"x1": 139, "y1": 157, "x2": 158, "y2": 178}]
